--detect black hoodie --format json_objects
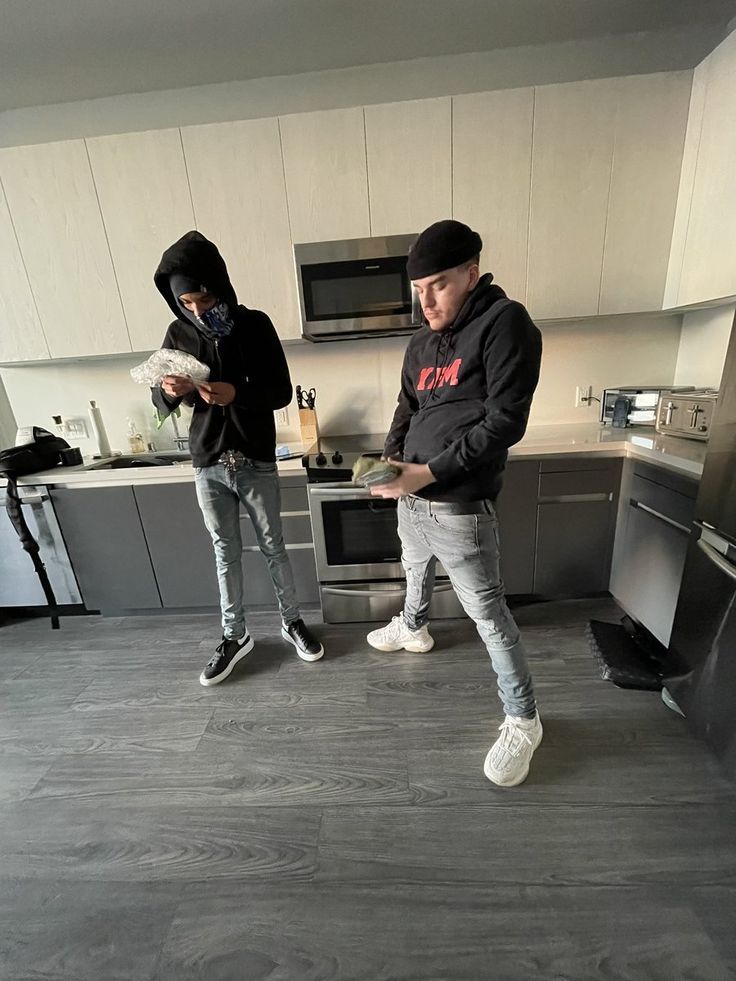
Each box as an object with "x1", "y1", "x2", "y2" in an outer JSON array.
[
  {"x1": 384, "y1": 274, "x2": 542, "y2": 502},
  {"x1": 152, "y1": 231, "x2": 292, "y2": 468}
]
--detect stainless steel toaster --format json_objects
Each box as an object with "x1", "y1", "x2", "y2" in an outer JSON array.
[{"x1": 655, "y1": 390, "x2": 719, "y2": 440}]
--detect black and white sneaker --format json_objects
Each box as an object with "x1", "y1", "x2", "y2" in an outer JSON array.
[
  {"x1": 199, "y1": 633, "x2": 255, "y2": 686},
  {"x1": 281, "y1": 619, "x2": 324, "y2": 662}
]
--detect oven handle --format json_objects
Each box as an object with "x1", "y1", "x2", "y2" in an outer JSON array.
[
  {"x1": 322, "y1": 583, "x2": 455, "y2": 598},
  {"x1": 309, "y1": 487, "x2": 373, "y2": 499}
]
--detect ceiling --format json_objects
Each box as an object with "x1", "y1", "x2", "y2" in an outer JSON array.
[{"x1": 2, "y1": 0, "x2": 735, "y2": 111}]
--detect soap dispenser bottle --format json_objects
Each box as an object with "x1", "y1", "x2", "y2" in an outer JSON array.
[{"x1": 127, "y1": 418, "x2": 146, "y2": 454}]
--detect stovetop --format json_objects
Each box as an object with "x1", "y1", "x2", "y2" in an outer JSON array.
[{"x1": 302, "y1": 433, "x2": 387, "y2": 482}]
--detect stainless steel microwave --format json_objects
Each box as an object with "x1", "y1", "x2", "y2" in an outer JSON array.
[{"x1": 294, "y1": 233, "x2": 422, "y2": 342}]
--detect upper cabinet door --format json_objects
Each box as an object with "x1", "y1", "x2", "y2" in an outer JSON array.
[
  {"x1": 86, "y1": 128, "x2": 196, "y2": 352},
  {"x1": 280, "y1": 107, "x2": 370, "y2": 243},
  {"x1": 181, "y1": 117, "x2": 300, "y2": 340},
  {"x1": 365, "y1": 98, "x2": 451, "y2": 238},
  {"x1": 599, "y1": 72, "x2": 691, "y2": 315},
  {"x1": 0, "y1": 180, "x2": 49, "y2": 362},
  {"x1": 527, "y1": 78, "x2": 617, "y2": 321},
  {"x1": 453, "y1": 87, "x2": 533, "y2": 303},
  {"x1": 663, "y1": 64, "x2": 708, "y2": 309},
  {"x1": 678, "y1": 30, "x2": 736, "y2": 306},
  {"x1": 0, "y1": 140, "x2": 130, "y2": 358}
]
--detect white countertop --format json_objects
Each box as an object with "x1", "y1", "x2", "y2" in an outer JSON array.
[{"x1": 5, "y1": 424, "x2": 706, "y2": 489}]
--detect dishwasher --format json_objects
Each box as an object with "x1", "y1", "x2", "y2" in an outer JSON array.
[{"x1": 0, "y1": 483, "x2": 82, "y2": 609}]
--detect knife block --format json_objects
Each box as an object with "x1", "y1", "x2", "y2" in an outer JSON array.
[{"x1": 298, "y1": 407, "x2": 319, "y2": 446}]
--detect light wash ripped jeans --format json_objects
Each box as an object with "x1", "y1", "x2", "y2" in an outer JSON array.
[
  {"x1": 398, "y1": 496, "x2": 536, "y2": 719},
  {"x1": 194, "y1": 454, "x2": 300, "y2": 639}
]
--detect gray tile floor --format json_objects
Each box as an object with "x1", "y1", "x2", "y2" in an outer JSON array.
[{"x1": 1, "y1": 598, "x2": 735, "y2": 980}]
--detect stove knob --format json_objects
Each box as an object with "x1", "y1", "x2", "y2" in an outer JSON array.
[
  {"x1": 315, "y1": 452, "x2": 327, "y2": 466},
  {"x1": 331, "y1": 451, "x2": 343, "y2": 464}
]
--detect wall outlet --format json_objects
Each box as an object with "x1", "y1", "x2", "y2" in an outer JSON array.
[
  {"x1": 575, "y1": 385, "x2": 593, "y2": 409},
  {"x1": 62, "y1": 417, "x2": 89, "y2": 439},
  {"x1": 274, "y1": 407, "x2": 289, "y2": 428}
]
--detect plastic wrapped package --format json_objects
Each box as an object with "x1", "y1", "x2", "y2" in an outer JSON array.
[{"x1": 130, "y1": 349, "x2": 210, "y2": 387}]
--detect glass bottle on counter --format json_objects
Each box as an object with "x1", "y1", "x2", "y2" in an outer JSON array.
[{"x1": 126, "y1": 418, "x2": 146, "y2": 454}]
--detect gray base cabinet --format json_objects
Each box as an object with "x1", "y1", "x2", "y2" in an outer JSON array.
[
  {"x1": 133, "y1": 475, "x2": 319, "y2": 611},
  {"x1": 50, "y1": 486, "x2": 162, "y2": 612},
  {"x1": 610, "y1": 460, "x2": 698, "y2": 646},
  {"x1": 495, "y1": 460, "x2": 539, "y2": 594},
  {"x1": 533, "y1": 458, "x2": 622, "y2": 596}
]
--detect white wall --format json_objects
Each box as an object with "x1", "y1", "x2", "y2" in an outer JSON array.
[
  {"x1": 0, "y1": 377, "x2": 16, "y2": 448},
  {"x1": 674, "y1": 303, "x2": 735, "y2": 387},
  {"x1": 0, "y1": 312, "x2": 684, "y2": 455},
  {"x1": 0, "y1": 26, "x2": 718, "y2": 148}
]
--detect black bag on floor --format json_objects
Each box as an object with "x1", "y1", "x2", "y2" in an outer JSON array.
[{"x1": 0, "y1": 427, "x2": 70, "y2": 630}]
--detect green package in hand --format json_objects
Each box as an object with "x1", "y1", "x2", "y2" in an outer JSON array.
[{"x1": 352, "y1": 455, "x2": 401, "y2": 487}]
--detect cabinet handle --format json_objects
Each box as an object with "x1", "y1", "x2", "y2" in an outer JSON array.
[
  {"x1": 630, "y1": 499, "x2": 690, "y2": 535},
  {"x1": 322, "y1": 582, "x2": 455, "y2": 598},
  {"x1": 697, "y1": 539, "x2": 736, "y2": 582},
  {"x1": 538, "y1": 493, "x2": 612, "y2": 504}
]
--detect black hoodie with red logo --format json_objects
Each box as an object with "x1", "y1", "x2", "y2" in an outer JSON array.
[
  {"x1": 151, "y1": 231, "x2": 292, "y2": 468},
  {"x1": 384, "y1": 274, "x2": 542, "y2": 502}
]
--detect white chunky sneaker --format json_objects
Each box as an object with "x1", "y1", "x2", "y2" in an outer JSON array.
[
  {"x1": 484, "y1": 713, "x2": 543, "y2": 787},
  {"x1": 366, "y1": 615, "x2": 434, "y2": 653}
]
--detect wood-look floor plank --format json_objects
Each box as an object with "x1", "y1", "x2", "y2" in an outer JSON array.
[
  {"x1": 0, "y1": 878, "x2": 177, "y2": 981},
  {"x1": 152, "y1": 881, "x2": 732, "y2": 981},
  {"x1": 316, "y1": 803, "x2": 736, "y2": 887},
  {"x1": 0, "y1": 802, "x2": 321, "y2": 882}
]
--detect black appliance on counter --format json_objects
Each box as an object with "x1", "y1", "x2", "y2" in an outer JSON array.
[
  {"x1": 665, "y1": 311, "x2": 736, "y2": 779},
  {"x1": 302, "y1": 434, "x2": 464, "y2": 623}
]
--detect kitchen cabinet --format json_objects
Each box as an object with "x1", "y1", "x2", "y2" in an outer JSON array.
[
  {"x1": 610, "y1": 459, "x2": 698, "y2": 646},
  {"x1": 279, "y1": 107, "x2": 370, "y2": 243},
  {"x1": 494, "y1": 459, "x2": 538, "y2": 594},
  {"x1": 133, "y1": 475, "x2": 318, "y2": 610},
  {"x1": 86, "y1": 128, "x2": 196, "y2": 352},
  {"x1": 599, "y1": 72, "x2": 691, "y2": 315},
  {"x1": 672, "y1": 30, "x2": 736, "y2": 307},
  {"x1": 50, "y1": 486, "x2": 161, "y2": 612},
  {"x1": 527, "y1": 78, "x2": 618, "y2": 321},
  {"x1": 452, "y1": 87, "x2": 534, "y2": 303},
  {"x1": 364, "y1": 98, "x2": 451, "y2": 238},
  {"x1": 0, "y1": 180, "x2": 49, "y2": 363},
  {"x1": 534, "y1": 458, "x2": 621, "y2": 595},
  {"x1": 0, "y1": 139, "x2": 130, "y2": 358},
  {"x1": 181, "y1": 117, "x2": 301, "y2": 341}
]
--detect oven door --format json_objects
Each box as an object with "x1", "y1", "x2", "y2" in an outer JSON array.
[{"x1": 309, "y1": 483, "x2": 404, "y2": 582}]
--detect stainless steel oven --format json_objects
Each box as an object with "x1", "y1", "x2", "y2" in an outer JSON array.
[{"x1": 308, "y1": 482, "x2": 464, "y2": 623}]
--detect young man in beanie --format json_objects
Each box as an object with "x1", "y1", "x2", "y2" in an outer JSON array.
[
  {"x1": 152, "y1": 231, "x2": 323, "y2": 685},
  {"x1": 367, "y1": 219, "x2": 543, "y2": 787}
]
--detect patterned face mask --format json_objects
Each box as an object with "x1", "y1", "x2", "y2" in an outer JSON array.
[{"x1": 196, "y1": 301, "x2": 234, "y2": 340}]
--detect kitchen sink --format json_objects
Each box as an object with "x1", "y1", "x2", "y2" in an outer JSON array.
[{"x1": 83, "y1": 452, "x2": 192, "y2": 470}]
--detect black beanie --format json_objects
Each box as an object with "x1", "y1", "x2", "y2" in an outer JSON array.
[
  {"x1": 170, "y1": 272, "x2": 208, "y2": 299},
  {"x1": 406, "y1": 220, "x2": 483, "y2": 280}
]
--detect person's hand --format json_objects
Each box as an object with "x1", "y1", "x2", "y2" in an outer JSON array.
[
  {"x1": 369, "y1": 460, "x2": 434, "y2": 499},
  {"x1": 197, "y1": 381, "x2": 236, "y2": 407},
  {"x1": 161, "y1": 374, "x2": 195, "y2": 397}
]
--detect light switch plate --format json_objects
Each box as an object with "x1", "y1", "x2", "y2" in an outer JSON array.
[{"x1": 62, "y1": 417, "x2": 89, "y2": 439}]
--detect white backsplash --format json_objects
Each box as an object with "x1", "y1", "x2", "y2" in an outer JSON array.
[{"x1": 0, "y1": 310, "x2": 696, "y2": 454}]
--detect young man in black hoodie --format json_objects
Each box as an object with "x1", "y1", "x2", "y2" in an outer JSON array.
[
  {"x1": 368, "y1": 220, "x2": 543, "y2": 787},
  {"x1": 152, "y1": 231, "x2": 323, "y2": 685}
]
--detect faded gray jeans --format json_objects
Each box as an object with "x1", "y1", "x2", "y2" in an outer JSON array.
[
  {"x1": 398, "y1": 496, "x2": 536, "y2": 718},
  {"x1": 194, "y1": 456, "x2": 300, "y2": 639}
]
